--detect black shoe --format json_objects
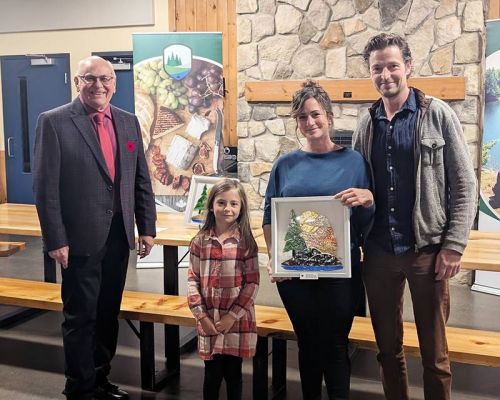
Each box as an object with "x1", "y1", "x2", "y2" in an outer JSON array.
[
  {"x1": 94, "y1": 381, "x2": 129, "y2": 400},
  {"x1": 65, "y1": 395, "x2": 97, "y2": 400},
  {"x1": 64, "y1": 390, "x2": 97, "y2": 400}
]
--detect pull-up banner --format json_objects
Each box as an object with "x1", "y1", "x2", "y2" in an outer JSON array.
[
  {"x1": 473, "y1": 19, "x2": 500, "y2": 295},
  {"x1": 133, "y1": 32, "x2": 224, "y2": 212}
]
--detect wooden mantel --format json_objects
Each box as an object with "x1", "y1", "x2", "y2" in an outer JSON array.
[{"x1": 244, "y1": 77, "x2": 465, "y2": 103}]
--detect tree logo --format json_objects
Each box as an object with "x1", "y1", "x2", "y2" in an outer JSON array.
[{"x1": 163, "y1": 44, "x2": 192, "y2": 80}]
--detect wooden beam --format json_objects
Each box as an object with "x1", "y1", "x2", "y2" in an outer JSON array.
[
  {"x1": 206, "y1": 0, "x2": 218, "y2": 31},
  {"x1": 488, "y1": 0, "x2": 500, "y2": 20},
  {"x1": 195, "y1": 0, "x2": 207, "y2": 31},
  {"x1": 175, "y1": 0, "x2": 186, "y2": 31},
  {"x1": 185, "y1": 0, "x2": 196, "y2": 31},
  {"x1": 244, "y1": 77, "x2": 466, "y2": 103},
  {"x1": 168, "y1": 0, "x2": 176, "y2": 31}
]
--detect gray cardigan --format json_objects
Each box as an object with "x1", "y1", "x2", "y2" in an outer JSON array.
[{"x1": 353, "y1": 88, "x2": 477, "y2": 254}]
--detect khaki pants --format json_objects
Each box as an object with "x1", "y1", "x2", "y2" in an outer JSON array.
[{"x1": 363, "y1": 240, "x2": 452, "y2": 400}]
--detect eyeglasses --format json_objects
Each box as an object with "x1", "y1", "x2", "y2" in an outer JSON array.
[{"x1": 77, "y1": 74, "x2": 115, "y2": 85}]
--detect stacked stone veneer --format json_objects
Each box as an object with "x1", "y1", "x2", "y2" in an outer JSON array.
[{"x1": 236, "y1": 0, "x2": 485, "y2": 215}]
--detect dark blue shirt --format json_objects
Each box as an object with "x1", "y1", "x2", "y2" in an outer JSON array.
[{"x1": 369, "y1": 89, "x2": 417, "y2": 255}]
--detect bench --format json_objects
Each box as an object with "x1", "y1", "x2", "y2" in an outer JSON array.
[
  {"x1": 0, "y1": 241, "x2": 26, "y2": 257},
  {"x1": 2, "y1": 277, "x2": 500, "y2": 399}
]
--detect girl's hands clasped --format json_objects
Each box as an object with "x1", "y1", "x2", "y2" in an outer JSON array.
[
  {"x1": 216, "y1": 314, "x2": 237, "y2": 333},
  {"x1": 199, "y1": 316, "x2": 218, "y2": 335}
]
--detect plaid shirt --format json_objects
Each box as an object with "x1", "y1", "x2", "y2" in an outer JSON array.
[{"x1": 187, "y1": 229, "x2": 260, "y2": 360}]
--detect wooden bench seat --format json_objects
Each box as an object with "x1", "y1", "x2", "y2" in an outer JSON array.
[
  {"x1": 0, "y1": 241, "x2": 26, "y2": 257},
  {"x1": 2, "y1": 277, "x2": 500, "y2": 398}
]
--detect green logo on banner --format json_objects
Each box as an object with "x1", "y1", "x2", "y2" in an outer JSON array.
[{"x1": 163, "y1": 45, "x2": 192, "y2": 80}]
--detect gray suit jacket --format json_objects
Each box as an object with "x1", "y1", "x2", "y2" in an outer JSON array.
[{"x1": 33, "y1": 98, "x2": 156, "y2": 256}]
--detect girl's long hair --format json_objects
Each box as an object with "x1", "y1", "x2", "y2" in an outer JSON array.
[{"x1": 198, "y1": 178, "x2": 258, "y2": 255}]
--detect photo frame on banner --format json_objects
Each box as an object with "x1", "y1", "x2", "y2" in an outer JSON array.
[
  {"x1": 184, "y1": 175, "x2": 239, "y2": 227},
  {"x1": 271, "y1": 196, "x2": 351, "y2": 279}
]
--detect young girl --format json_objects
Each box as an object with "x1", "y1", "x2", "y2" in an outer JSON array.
[{"x1": 187, "y1": 178, "x2": 260, "y2": 400}]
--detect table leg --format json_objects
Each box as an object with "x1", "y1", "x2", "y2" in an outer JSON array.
[
  {"x1": 43, "y1": 252, "x2": 57, "y2": 283},
  {"x1": 163, "y1": 245, "x2": 180, "y2": 371},
  {"x1": 139, "y1": 321, "x2": 170, "y2": 391},
  {"x1": 252, "y1": 337, "x2": 288, "y2": 400},
  {"x1": 271, "y1": 338, "x2": 287, "y2": 396},
  {"x1": 253, "y1": 336, "x2": 269, "y2": 400}
]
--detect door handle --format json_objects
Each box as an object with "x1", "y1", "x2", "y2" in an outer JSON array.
[{"x1": 7, "y1": 137, "x2": 14, "y2": 157}]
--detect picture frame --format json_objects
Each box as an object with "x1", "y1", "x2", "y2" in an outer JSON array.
[
  {"x1": 184, "y1": 175, "x2": 239, "y2": 227},
  {"x1": 271, "y1": 196, "x2": 351, "y2": 279}
]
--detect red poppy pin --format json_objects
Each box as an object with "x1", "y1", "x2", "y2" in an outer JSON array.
[{"x1": 126, "y1": 140, "x2": 136, "y2": 152}]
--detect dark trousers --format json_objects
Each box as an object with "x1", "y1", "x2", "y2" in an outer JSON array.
[
  {"x1": 363, "y1": 240, "x2": 451, "y2": 400},
  {"x1": 277, "y1": 269, "x2": 362, "y2": 400},
  {"x1": 61, "y1": 215, "x2": 130, "y2": 399},
  {"x1": 203, "y1": 354, "x2": 243, "y2": 400}
]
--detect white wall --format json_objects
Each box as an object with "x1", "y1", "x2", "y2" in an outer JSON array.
[{"x1": 0, "y1": 0, "x2": 169, "y2": 150}]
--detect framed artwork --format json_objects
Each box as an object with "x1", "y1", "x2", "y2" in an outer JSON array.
[
  {"x1": 184, "y1": 175, "x2": 239, "y2": 227},
  {"x1": 184, "y1": 175, "x2": 220, "y2": 227},
  {"x1": 271, "y1": 196, "x2": 351, "y2": 279}
]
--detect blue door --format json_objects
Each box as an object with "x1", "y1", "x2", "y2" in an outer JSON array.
[
  {"x1": 92, "y1": 52, "x2": 134, "y2": 113},
  {"x1": 111, "y1": 67, "x2": 134, "y2": 113},
  {"x1": 1, "y1": 54, "x2": 71, "y2": 204}
]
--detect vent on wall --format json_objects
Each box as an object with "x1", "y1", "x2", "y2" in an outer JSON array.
[
  {"x1": 93, "y1": 53, "x2": 133, "y2": 71},
  {"x1": 332, "y1": 133, "x2": 353, "y2": 148}
]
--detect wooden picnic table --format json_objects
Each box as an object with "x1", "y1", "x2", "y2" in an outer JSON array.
[
  {"x1": 0, "y1": 203, "x2": 499, "y2": 273},
  {"x1": 1, "y1": 202, "x2": 500, "y2": 393}
]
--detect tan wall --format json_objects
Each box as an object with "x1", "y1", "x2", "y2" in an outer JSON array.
[
  {"x1": 0, "y1": 1, "x2": 169, "y2": 202},
  {"x1": 0, "y1": 0, "x2": 169, "y2": 152}
]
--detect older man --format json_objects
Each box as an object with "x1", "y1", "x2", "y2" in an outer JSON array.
[
  {"x1": 351, "y1": 34, "x2": 477, "y2": 400},
  {"x1": 33, "y1": 56, "x2": 156, "y2": 400}
]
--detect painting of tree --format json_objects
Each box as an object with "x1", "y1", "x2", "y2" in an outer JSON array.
[
  {"x1": 283, "y1": 209, "x2": 307, "y2": 254},
  {"x1": 194, "y1": 184, "x2": 208, "y2": 212}
]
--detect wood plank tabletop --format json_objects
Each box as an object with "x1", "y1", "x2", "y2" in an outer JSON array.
[
  {"x1": 0, "y1": 203, "x2": 265, "y2": 248},
  {"x1": 0, "y1": 203, "x2": 498, "y2": 270},
  {"x1": 0, "y1": 203, "x2": 42, "y2": 236}
]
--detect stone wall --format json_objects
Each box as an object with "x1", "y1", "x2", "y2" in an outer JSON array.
[{"x1": 236, "y1": 0, "x2": 486, "y2": 214}]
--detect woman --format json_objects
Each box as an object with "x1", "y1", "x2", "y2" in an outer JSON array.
[{"x1": 262, "y1": 80, "x2": 374, "y2": 400}]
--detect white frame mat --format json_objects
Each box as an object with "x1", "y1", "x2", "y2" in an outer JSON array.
[{"x1": 271, "y1": 196, "x2": 351, "y2": 279}]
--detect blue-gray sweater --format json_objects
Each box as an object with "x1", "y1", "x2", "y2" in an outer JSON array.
[{"x1": 353, "y1": 88, "x2": 478, "y2": 254}]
